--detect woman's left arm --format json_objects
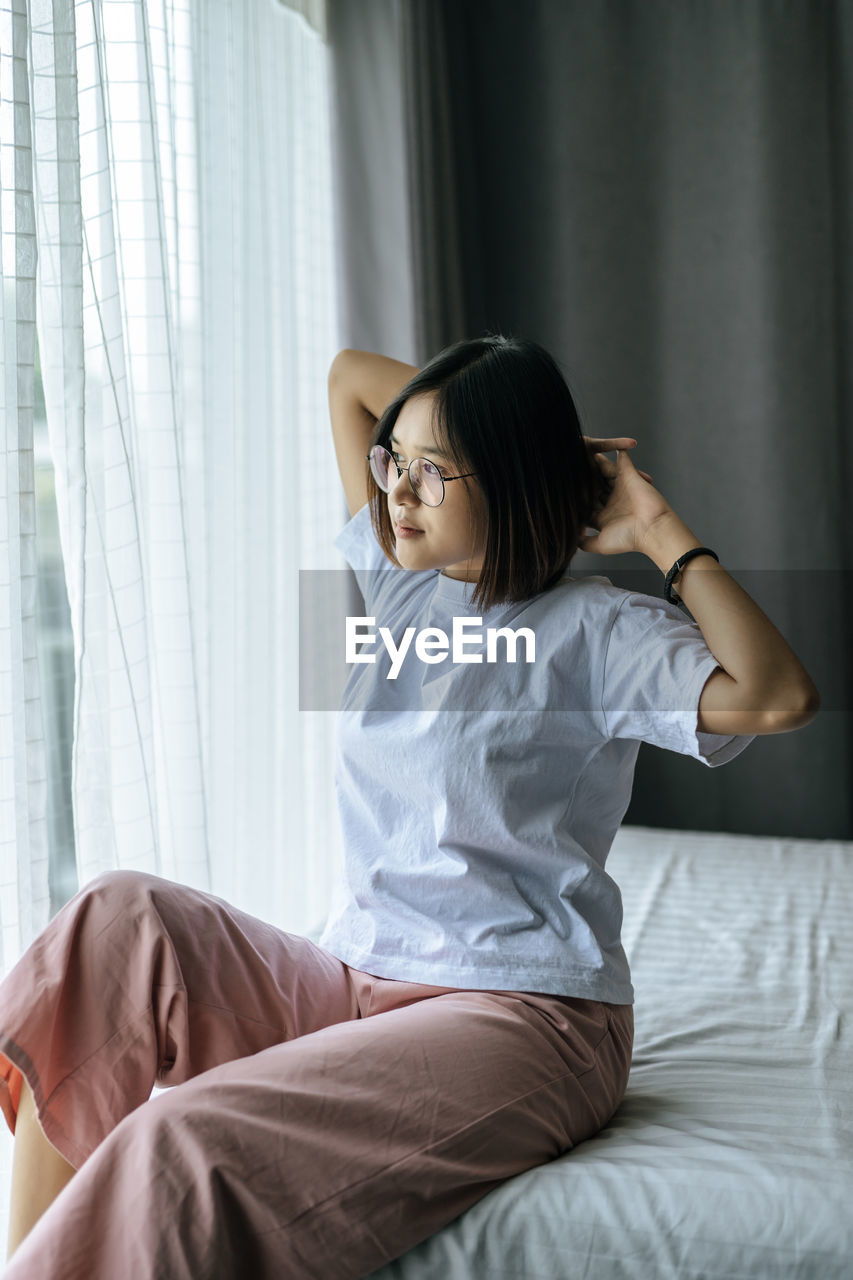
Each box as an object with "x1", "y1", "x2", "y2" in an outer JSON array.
[
  {"x1": 639, "y1": 509, "x2": 820, "y2": 734},
  {"x1": 581, "y1": 449, "x2": 821, "y2": 737}
]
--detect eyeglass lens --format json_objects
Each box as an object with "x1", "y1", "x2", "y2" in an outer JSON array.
[{"x1": 369, "y1": 446, "x2": 444, "y2": 506}]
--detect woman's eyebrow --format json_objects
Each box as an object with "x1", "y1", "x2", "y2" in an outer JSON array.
[{"x1": 390, "y1": 434, "x2": 449, "y2": 460}]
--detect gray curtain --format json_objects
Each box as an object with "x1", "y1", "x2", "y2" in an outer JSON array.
[{"x1": 326, "y1": 0, "x2": 852, "y2": 840}]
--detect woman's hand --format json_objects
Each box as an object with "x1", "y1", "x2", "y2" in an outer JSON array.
[
  {"x1": 579, "y1": 445, "x2": 674, "y2": 556},
  {"x1": 583, "y1": 436, "x2": 654, "y2": 485}
]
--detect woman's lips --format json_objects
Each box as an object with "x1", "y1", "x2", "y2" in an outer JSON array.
[{"x1": 395, "y1": 522, "x2": 423, "y2": 538}]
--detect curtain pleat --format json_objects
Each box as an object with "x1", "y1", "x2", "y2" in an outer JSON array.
[
  {"x1": 192, "y1": 0, "x2": 343, "y2": 918},
  {"x1": 276, "y1": 0, "x2": 327, "y2": 43},
  {"x1": 28, "y1": 0, "x2": 211, "y2": 890},
  {"x1": 0, "y1": 0, "x2": 51, "y2": 973}
]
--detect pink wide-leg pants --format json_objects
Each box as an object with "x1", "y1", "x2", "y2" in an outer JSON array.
[{"x1": 0, "y1": 870, "x2": 633, "y2": 1279}]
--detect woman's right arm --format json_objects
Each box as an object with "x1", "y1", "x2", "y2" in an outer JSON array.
[{"x1": 328, "y1": 349, "x2": 421, "y2": 518}]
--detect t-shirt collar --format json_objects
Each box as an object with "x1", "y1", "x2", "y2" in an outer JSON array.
[{"x1": 432, "y1": 569, "x2": 481, "y2": 607}]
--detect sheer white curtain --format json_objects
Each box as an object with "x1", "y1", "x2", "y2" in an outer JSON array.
[
  {"x1": 0, "y1": 0, "x2": 52, "y2": 975},
  {"x1": 1, "y1": 0, "x2": 344, "y2": 1242},
  {"x1": 36, "y1": 0, "x2": 341, "y2": 926}
]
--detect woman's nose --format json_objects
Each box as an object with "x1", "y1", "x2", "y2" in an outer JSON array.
[{"x1": 390, "y1": 466, "x2": 418, "y2": 503}]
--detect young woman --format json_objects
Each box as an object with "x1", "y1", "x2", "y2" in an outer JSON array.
[{"x1": 1, "y1": 335, "x2": 818, "y2": 1278}]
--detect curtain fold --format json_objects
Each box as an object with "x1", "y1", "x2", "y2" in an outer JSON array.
[
  {"x1": 276, "y1": 0, "x2": 327, "y2": 42},
  {"x1": 31, "y1": 0, "x2": 211, "y2": 895},
  {"x1": 191, "y1": 0, "x2": 343, "y2": 919},
  {"x1": 0, "y1": 0, "x2": 52, "y2": 973}
]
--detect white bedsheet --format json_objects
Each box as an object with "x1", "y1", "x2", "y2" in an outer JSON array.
[{"x1": 368, "y1": 824, "x2": 853, "y2": 1279}]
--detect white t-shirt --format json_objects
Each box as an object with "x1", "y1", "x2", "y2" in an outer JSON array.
[{"x1": 318, "y1": 502, "x2": 755, "y2": 1003}]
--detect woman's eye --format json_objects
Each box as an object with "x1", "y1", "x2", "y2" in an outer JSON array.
[{"x1": 392, "y1": 453, "x2": 445, "y2": 478}]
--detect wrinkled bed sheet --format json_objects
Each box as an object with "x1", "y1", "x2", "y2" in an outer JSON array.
[{"x1": 368, "y1": 824, "x2": 853, "y2": 1279}]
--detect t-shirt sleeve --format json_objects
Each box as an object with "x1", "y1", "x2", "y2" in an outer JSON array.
[
  {"x1": 601, "y1": 591, "x2": 756, "y2": 767},
  {"x1": 333, "y1": 501, "x2": 399, "y2": 614}
]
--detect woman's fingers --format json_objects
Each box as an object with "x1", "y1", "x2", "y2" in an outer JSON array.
[
  {"x1": 593, "y1": 451, "x2": 654, "y2": 485},
  {"x1": 586, "y1": 436, "x2": 637, "y2": 451}
]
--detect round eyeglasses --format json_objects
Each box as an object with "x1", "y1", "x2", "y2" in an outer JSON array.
[{"x1": 366, "y1": 445, "x2": 477, "y2": 508}]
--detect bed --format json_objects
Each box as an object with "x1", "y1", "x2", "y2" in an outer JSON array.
[{"x1": 365, "y1": 823, "x2": 853, "y2": 1279}]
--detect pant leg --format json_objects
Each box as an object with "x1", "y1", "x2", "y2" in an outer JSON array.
[
  {"x1": 3, "y1": 977, "x2": 633, "y2": 1280},
  {"x1": 0, "y1": 869, "x2": 362, "y2": 1169}
]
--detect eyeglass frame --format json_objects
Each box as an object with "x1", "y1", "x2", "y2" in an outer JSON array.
[{"x1": 365, "y1": 444, "x2": 478, "y2": 507}]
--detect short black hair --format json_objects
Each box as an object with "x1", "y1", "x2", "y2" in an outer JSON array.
[{"x1": 367, "y1": 332, "x2": 603, "y2": 612}]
